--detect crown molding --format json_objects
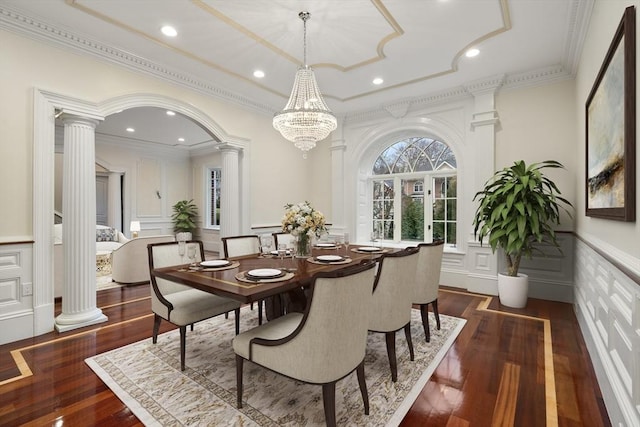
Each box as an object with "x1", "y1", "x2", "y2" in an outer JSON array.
[{"x1": 0, "y1": 5, "x2": 275, "y2": 116}]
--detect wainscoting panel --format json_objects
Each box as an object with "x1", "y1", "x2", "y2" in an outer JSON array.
[
  {"x1": 0, "y1": 243, "x2": 34, "y2": 345},
  {"x1": 574, "y1": 239, "x2": 640, "y2": 427}
]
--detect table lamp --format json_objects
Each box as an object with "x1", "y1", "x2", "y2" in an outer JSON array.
[{"x1": 130, "y1": 221, "x2": 141, "y2": 238}]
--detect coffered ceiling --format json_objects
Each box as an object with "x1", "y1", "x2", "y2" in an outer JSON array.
[{"x1": 1, "y1": 0, "x2": 592, "y2": 146}]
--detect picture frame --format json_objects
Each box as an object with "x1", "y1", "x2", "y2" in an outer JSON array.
[{"x1": 585, "y1": 6, "x2": 636, "y2": 221}]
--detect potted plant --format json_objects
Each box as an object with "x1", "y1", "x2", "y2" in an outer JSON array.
[
  {"x1": 172, "y1": 199, "x2": 198, "y2": 241},
  {"x1": 472, "y1": 160, "x2": 573, "y2": 308}
]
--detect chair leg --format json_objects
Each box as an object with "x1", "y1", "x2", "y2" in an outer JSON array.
[
  {"x1": 385, "y1": 331, "x2": 398, "y2": 382},
  {"x1": 190, "y1": 323, "x2": 194, "y2": 332},
  {"x1": 250, "y1": 302, "x2": 254, "y2": 310},
  {"x1": 420, "y1": 304, "x2": 431, "y2": 342},
  {"x1": 225, "y1": 312, "x2": 229, "y2": 319},
  {"x1": 236, "y1": 355, "x2": 244, "y2": 408},
  {"x1": 356, "y1": 361, "x2": 370, "y2": 415},
  {"x1": 234, "y1": 308, "x2": 240, "y2": 335},
  {"x1": 432, "y1": 299, "x2": 441, "y2": 330},
  {"x1": 179, "y1": 325, "x2": 187, "y2": 371},
  {"x1": 322, "y1": 381, "x2": 337, "y2": 427},
  {"x1": 404, "y1": 323, "x2": 414, "y2": 361},
  {"x1": 258, "y1": 300, "x2": 263, "y2": 325},
  {"x1": 152, "y1": 314, "x2": 161, "y2": 344}
]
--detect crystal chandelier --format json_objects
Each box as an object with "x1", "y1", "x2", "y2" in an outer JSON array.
[{"x1": 273, "y1": 11, "x2": 337, "y2": 158}]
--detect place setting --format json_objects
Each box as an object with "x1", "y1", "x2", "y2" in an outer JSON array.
[
  {"x1": 194, "y1": 259, "x2": 240, "y2": 272},
  {"x1": 351, "y1": 246, "x2": 388, "y2": 254},
  {"x1": 307, "y1": 254, "x2": 352, "y2": 265},
  {"x1": 235, "y1": 268, "x2": 294, "y2": 284}
]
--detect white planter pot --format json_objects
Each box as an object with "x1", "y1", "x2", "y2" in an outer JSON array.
[
  {"x1": 175, "y1": 232, "x2": 192, "y2": 242},
  {"x1": 497, "y1": 273, "x2": 529, "y2": 308}
]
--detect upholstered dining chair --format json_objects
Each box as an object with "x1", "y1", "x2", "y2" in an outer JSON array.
[
  {"x1": 221, "y1": 234, "x2": 263, "y2": 322},
  {"x1": 221, "y1": 234, "x2": 260, "y2": 259},
  {"x1": 272, "y1": 231, "x2": 293, "y2": 249},
  {"x1": 233, "y1": 261, "x2": 377, "y2": 427},
  {"x1": 412, "y1": 240, "x2": 445, "y2": 342},
  {"x1": 148, "y1": 240, "x2": 242, "y2": 371},
  {"x1": 369, "y1": 247, "x2": 420, "y2": 382}
]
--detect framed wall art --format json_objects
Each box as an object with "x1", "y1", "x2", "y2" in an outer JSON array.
[{"x1": 585, "y1": 6, "x2": 636, "y2": 221}]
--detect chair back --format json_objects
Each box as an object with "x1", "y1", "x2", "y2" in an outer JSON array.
[
  {"x1": 253, "y1": 261, "x2": 377, "y2": 383},
  {"x1": 148, "y1": 241, "x2": 204, "y2": 318},
  {"x1": 221, "y1": 235, "x2": 260, "y2": 259},
  {"x1": 413, "y1": 241, "x2": 444, "y2": 303},
  {"x1": 369, "y1": 247, "x2": 420, "y2": 332},
  {"x1": 272, "y1": 232, "x2": 293, "y2": 248}
]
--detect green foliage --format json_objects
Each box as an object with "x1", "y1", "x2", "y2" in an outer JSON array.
[
  {"x1": 171, "y1": 199, "x2": 198, "y2": 233},
  {"x1": 472, "y1": 160, "x2": 573, "y2": 277},
  {"x1": 401, "y1": 197, "x2": 424, "y2": 240}
]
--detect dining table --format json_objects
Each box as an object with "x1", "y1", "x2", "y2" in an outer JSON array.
[{"x1": 152, "y1": 244, "x2": 393, "y2": 320}]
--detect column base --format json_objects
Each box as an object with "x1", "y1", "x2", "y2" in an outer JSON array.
[{"x1": 55, "y1": 309, "x2": 108, "y2": 333}]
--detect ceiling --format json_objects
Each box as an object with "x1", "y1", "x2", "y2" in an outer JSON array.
[{"x1": 2, "y1": 0, "x2": 592, "y2": 147}]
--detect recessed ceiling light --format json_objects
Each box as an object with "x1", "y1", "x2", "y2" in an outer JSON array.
[
  {"x1": 161, "y1": 25, "x2": 177, "y2": 37},
  {"x1": 166, "y1": 110, "x2": 176, "y2": 116},
  {"x1": 465, "y1": 48, "x2": 480, "y2": 58},
  {"x1": 126, "y1": 127, "x2": 135, "y2": 132},
  {"x1": 178, "y1": 138, "x2": 185, "y2": 142},
  {"x1": 253, "y1": 70, "x2": 265, "y2": 78},
  {"x1": 372, "y1": 77, "x2": 384, "y2": 85}
]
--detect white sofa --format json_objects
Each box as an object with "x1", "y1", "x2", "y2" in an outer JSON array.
[
  {"x1": 111, "y1": 235, "x2": 175, "y2": 284},
  {"x1": 53, "y1": 224, "x2": 130, "y2": 298}
]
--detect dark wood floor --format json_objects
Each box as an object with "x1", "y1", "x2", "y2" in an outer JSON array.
[{"x1": 0, "y1": 285, "x2": 611, "y2": 426}]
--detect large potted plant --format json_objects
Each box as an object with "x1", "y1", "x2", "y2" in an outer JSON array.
[
  {"x1": 472, "y1": 160, "x2": 573, "y2": 308},
  {"x1": 172, "y1": 199, "x2": 198, "y2": 241}
]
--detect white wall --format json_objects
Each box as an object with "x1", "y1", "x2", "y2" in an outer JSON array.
[{"x1": 573, "y1": 1, "x2": 640, "y2": 426}]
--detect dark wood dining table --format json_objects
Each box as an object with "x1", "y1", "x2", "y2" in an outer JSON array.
[{"x1": 152, "y1": 245, "x2": 389, "y2": 319}]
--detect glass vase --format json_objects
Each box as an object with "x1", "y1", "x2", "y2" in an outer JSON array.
[{"x1": 293, "y1": 234, "x2": 312, "y2": 258}]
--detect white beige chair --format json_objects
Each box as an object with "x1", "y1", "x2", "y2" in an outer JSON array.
[
  {"x1": 272, "y1": 231, "x2": 293, "y2": 249},
  {"x1": 111, "y1": 234, "x2": 175, "y2": 284},
  {"x1": 413, "y1": 241, "x2": 445, "y2": 342},
  {"x1": 148, "y1": 240, "x2": 242, "y2": 371},
  {"x1": 233, "y1": 261, "x2": 377, "y2": 427},
  {"x1": 221, "y1": 235, "x2": 260, "y2": 259},
  {"x1": 222, "y1": 234, "x2": 264, "y2": 322},
  {"x1": 368, "y1": 247, "x2": 420, "y2": 382}
]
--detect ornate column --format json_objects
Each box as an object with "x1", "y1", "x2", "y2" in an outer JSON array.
[
  {"x1": 55, "y1": 114, "x2": 107, "y2": 332},
  {"x1": 218, "y1": 143, "x2": 242, "y2": 238},
  {"x1": 330, "y1": 138, "x2": 347, "y2": 235},
  {"x1": 107, "y1": 171, "x2": 123, "y2": 232},
  {"x1": 464, "y1": 75, "x2": 504, "y2": 296}
]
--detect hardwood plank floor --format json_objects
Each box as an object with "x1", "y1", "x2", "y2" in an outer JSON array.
[{"x1": 0, "y1": 286, "x2": 611, "y2": 426}]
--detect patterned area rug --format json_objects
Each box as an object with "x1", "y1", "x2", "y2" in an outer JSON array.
[{"x1": 86, "y1": 307, "x2": 465, "y2": 426}]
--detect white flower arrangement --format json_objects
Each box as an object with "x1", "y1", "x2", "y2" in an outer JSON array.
[{"x1": 282, "y1": 201, "x2": 327, "y2": 238}]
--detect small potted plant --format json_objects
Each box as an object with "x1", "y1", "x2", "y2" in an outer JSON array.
[
  {"x1": 172, "y1": 199, "x2": 198, "y2": 241},
  {"x1": 472, "y1": 160, "x2": 573, "y2": 308}
]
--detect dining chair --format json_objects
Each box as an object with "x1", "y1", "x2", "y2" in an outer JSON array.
[
  {"x1": 412, "y1": 240, "x2": 445, "y2": 342},
  {"x1": 233, "y1": 261, "x2": 377, "y2": 427},
  {"x1": 221, "y1": 234, "x2": 263, "y2": 323},
  {"x1": 148, "y1": 240, "x2": 242, "y2": 371},
  {"x1": 368, "y1": 246, "x2": 420, "y2": 382},
  {"x1": 221, "y1": 234, "x2": 261, "y2": 259},
  {"x1": 272, "y1": 231, "x2": 293, "y2": 249}
]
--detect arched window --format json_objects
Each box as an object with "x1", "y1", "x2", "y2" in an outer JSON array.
[{"x1": 371, "y1": 137, "x2": 457, "y2": 245}]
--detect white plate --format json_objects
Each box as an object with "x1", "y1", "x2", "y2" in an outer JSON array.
[
  {"x1": 247, "y1": 268, "x2": 283, "y2": 278},
  {"x1": 357, "y1": 246, "x2": 382, "y2": 252},
  {"x1": 316, "y1": 255, "x2": 344, "y2": 262},
  {"x1": 315, "y1": 243, "x2": 337, "y2": 248},
  {"x1": 201, "y1": 260, "x2": 230, "y2": 267},
  {"x1": 271, "y1": 250, "x2": 291, "y2": 256}
]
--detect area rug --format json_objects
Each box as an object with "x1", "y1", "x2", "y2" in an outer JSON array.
[{"x1": 86, "y1": 307, "x2": 465, "y2": 426}]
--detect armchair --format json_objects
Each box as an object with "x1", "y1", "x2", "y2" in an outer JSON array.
[
  {"x1": 368, "y1": 247, "x2": 420, "y2": 382},
  {"x1": 148, "y1": 240, "x2": 242, "y2": 371},
  {"x1": 233, "y1": 261, "x2": 377, "y2": 427}
]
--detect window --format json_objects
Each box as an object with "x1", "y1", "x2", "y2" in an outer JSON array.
[
  {"x1": 206, "y1": 168, "x2": 221, "y2": 228},
  {"x1": 371, "y1": 137, "x2": 457, "y2": 245}
]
